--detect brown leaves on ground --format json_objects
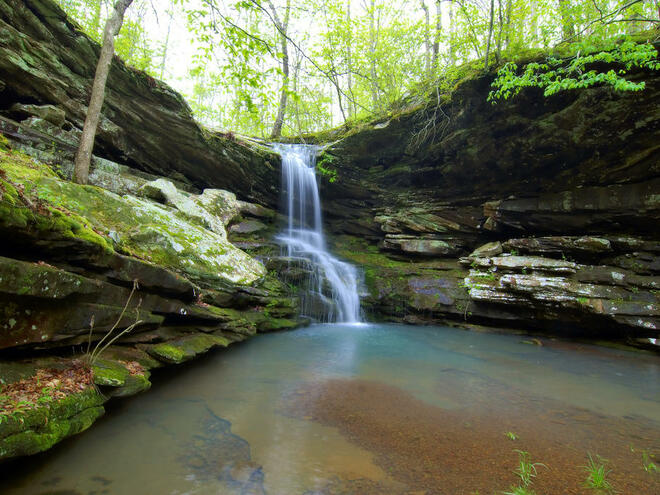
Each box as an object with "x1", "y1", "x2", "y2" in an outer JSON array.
[
  {"x1": 119, "y1": 360, "x2": 145, "y2": 376},
  {"x1": 0, "y1": 361, "x2": 94, "y2": 419}
]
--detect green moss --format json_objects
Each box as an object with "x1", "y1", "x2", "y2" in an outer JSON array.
[
  {"x1": 0, "y1": 133, "x2": 9, "y2": 151},
  {"x1": 0, "y1": 404, "x2": 104, "y2": 460},
  {"x1": 92, "y1": 358, "x2": 129, "y2": 387},
  {"x1": 148, "y1": 342, "x2": 187, "y2": 364},
  {"x1": 1, "y1": 148, "x2": 264, "y2": 286},
  {"x1": 256, "y1": 317, "x2": 299, "y2": 332},
  {"x1": 110, "y1": 372, "x2": 151, "y2": 398},
  {"x1": 145, "y1": 333, "x2": 230, "y2": 365},
  {"x1": 0, "y1": 388, "x2": 105, "y2": 460}
]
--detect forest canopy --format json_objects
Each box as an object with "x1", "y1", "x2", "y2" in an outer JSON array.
[{"x1": 57, "y1": 0, "x2": 660, "y2": 138}]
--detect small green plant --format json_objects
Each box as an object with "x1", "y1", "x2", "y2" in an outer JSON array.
[
  {"x1": 505, "y1": 431, "x2": 519, "y2": 441},
  {"x1": 502, "y1": 486, "x2": 537, "y2": 495},
  {"x1": 583, "y1": 453, "x2": 615, "y2": 493},
  {"x1": 641, "y1": 450, "x2": 659, "y2": 474},
  {"x1": 84, "y1": 280, "x2": 142, "y2": 367},
  {"x1": 513, "y1": 450, "x2": 546, "y2": 487},
  {"x1": 474, "y1": 271, "x2": 497, "y2": 281}
]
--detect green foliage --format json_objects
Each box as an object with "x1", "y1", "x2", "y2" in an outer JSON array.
[
  {"x1": 55, "y1": 0, "x2": 660, "y2": 136},
  {"x1": 582, "y1": 453, "x2": 616, "y2": 493},
  {"x1": 502, "y1": 486, "x2": 537, "y2": 495},
  {"x1": 513, "y1": 449, "x2": 546, "y2": 487},
  {"x1": 641, "y1": 450, "x2": 659, "y2": 474},
  {"x1": 316, "y1": 153, "x2": 338, "y2": 183},
  {"x1": 505, "y1": 431, "x2": 519, "y2": 441},
  {"x1": 56, "y1": 0, "x2": 159, "y2": 75},
  {"x1": 489, "y1": 39, "x2": 660, "y2": 102}
]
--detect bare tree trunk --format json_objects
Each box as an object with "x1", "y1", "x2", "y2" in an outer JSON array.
[
  {"x1": 73, "y1": 0, "x2": 134, "y2": 185},
  {"x1": 448, "y1": 0, "x2": 455, "y2": 63},
  {"x1": 346, "y1": 0, "x2": 354, "y2": 118},
  {"x1": 368, "y1": 0, "x2": 379, "y2": 111},
  {"x1": 530, "y1": 0, "x2": 538, "y2": 44},
  {"x1": 293, "y1": 51, "x2": 303, "y2": 135},
  {"x1": 484, "y1": 0, "x2": 495, "y2": 71},
  {"x1": 420, "y1": 0, "x2": 431, "y2": 76},
  {"x1": 495, "y1": 0, "x2": 504, "y2": 63},
  {"x1": 269, "y1": 0, "x2": 291, "y2": 139},
  {"x1": 159, "y1": 1, "x2": 175, "y2": 80},
  {"x1": 432, "y1": 0, "x2": 442, "y2": 69},
  {"x1": 504, "y1": 0, "x2": 512, "y2": 49}
]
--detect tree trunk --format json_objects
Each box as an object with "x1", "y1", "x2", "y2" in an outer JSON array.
[
  {"x1": 73, "y1": 0, "x2": 134, "y2": 185},
  {"x1": 431, "y1": 0, "x2": 441, "y2": 69},
  {"x1": 495, "y1": 0, "x2": 504, "y2": 63},
  {"x1": 448, "y1": 0, "x2": 455, "y2": 63},
  {"x1": 368, "y1": 0, "x2": 379, "y2": 111},
  {"x1": 484, "y1": 0, "x2": 495, "y2": 71},
  {"x1": 159, "y1": 1, "x2": 175, "y2": 80},
  {"x1": 270, "y1": 0, "x2": 291, "y2": 139},
  {"x1": 504, "y1": 0, "x2": 512, "y2": 49},
  {"x1": 346, "y1": 0, "x2": 354, "y2": 118},
  {"x1": 420, "y1": 0, "x2": 431, "y2": 76}
]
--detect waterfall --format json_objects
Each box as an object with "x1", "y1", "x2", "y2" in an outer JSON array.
[{"x1": 274, "y1": 144, "x2": 361, "y2": 323}]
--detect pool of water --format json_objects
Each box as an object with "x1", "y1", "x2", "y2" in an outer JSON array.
[{"x1": 2, "y1": 323, "x2": 659, "y2": 494}]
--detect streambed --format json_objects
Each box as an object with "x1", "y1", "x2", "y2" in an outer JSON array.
[{"x1": 2, "y1": 324, "x2": 659, "y2": 494}]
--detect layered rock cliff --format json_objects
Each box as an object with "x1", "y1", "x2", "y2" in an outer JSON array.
[{"x1": 319, "y1": 53, "x2": 659, "y2": 345}]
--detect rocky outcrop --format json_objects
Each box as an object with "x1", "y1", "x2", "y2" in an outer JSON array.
[
  {"x1": 0, "y1": 0, "x2": 280, "y2": 205},
  {"x1": 324, "y1": 51, "x2": 659, "y2": 345},
  {"x1": 0, "y1": 143, "x2": 302, "y2": 460}
]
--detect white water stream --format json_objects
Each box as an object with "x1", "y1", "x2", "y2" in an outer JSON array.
[{"x1": 274, "y1": 144, "x2": 361, "y2": 323}]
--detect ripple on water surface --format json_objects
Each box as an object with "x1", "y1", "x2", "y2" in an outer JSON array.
[{"x1": 2, "y1": 324, "x2": 659, "y2": 494}]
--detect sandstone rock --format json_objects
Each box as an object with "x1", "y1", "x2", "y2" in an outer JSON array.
[
  {"x1": 230, "y1": 220, "x2": 268, "y2": 234},
  {"x1": 469, "y1": 241, "x2": 502, "y2": 258},
  {"x1": 197, "y1": 188, "x2": 242, "y2": 225},
  {"x1": 1, "y1": 161, "x2": 265, "y2": 285},
  {"x1": 469, "y1": 255, "x2": 578, "y2": 274},
  {"x1": 238, "y1": 200, "x2": 276, "y2": 219},
  {"x1": 382, "y1": 236, "x2": 461, "y2": 256},
  {"x1": 10, "y1": 103, "x2": 66, "y2": 127}
]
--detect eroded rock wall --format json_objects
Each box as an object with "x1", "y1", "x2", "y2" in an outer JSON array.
[
  {"x1": 323, "y1": 59, "x2": 659, "y2": 344},
  {"x1": 0, "y1": 142, "x2": 301, "y2": 460}
]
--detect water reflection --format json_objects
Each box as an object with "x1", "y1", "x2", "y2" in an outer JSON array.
[{"x1": 2, "y1": 324, "x2": 658, "y2": 494}]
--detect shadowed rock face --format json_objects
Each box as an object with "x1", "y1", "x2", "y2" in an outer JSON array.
[
  {"x1": 322, "y1": 56, "x2": 659, "y2": 343},
  {"x1": 0, "y1": 0, "x2": 280, "y2": 205}
]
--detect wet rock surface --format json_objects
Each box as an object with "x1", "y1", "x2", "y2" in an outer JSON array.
[
  {"x1": 321, "y1": 57, "x2": 659, "y2": 344},
  {"x1": 0, "y1": 145, "x2": 303, "y2": 460}
]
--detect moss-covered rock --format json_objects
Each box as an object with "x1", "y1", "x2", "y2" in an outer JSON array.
[
  {"x1": 143, "y1": 333, "x2": 230, "y2": 364},
  {"x1": 0, "y1": 388, "x2": 105, "y2": 461},
  {"x1": 1, "y1": 150, "x2": 265, "y2": 286}
]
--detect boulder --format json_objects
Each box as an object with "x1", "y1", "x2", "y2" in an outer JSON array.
[{"x1": 10, "y1": 103, "x2": 66, "y2": 127}]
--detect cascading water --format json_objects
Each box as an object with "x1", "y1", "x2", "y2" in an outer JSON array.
[{"x1": 274, "y1": 144, "x2": 361, "y2": 323}]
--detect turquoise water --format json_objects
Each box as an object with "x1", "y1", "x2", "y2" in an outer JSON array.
[{"x1": 2, "y1": 324, "x2": 659, "y2": 494}]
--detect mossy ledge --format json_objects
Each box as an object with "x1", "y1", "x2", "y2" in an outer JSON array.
[{"x1": 0, "y1": 144, "x2": 306, "y2": 461}]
